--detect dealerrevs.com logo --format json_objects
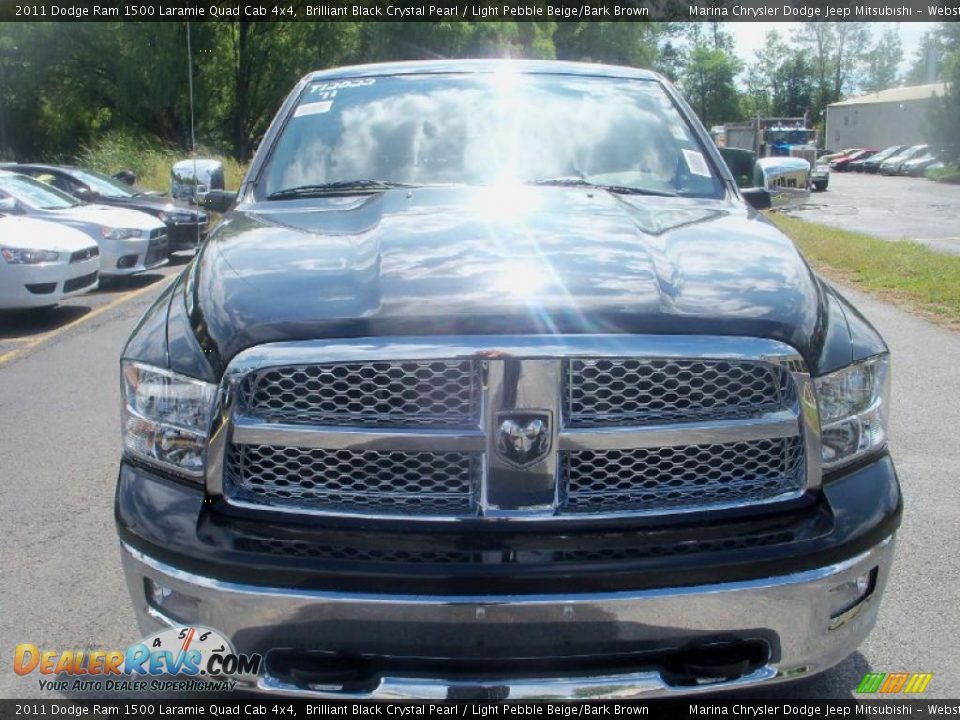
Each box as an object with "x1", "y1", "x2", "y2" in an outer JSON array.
[{"x1": 14, "y1": 626, "x2": 262, "y2": 693}]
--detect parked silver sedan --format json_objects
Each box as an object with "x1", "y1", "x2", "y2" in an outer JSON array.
[{"x1": 0, "y1": 171, "x2": 168, "y2": 278}]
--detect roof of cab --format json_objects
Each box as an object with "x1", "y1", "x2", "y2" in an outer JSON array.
[{"x1": 304, "y1": 59, "x2": 663, "y2": 84}]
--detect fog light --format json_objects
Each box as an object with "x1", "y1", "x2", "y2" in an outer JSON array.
[
  {"x1": 116, "y1": 255, "x2": 138, "y2": 269},
  {"x1": 828, "y1": 567, "x2": 877, "y2": 629},
  {"x1": 145, "y1": 579, "x2": 201, "y2": 624}
]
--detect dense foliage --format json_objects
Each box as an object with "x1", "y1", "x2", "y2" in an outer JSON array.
[{"x1": 0, "y1": 20, "x2": 953, "y2": 164}]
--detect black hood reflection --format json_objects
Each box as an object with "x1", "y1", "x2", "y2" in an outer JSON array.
[{"x1": 188, "y1": 186, "x2": 828, "y2": 375}]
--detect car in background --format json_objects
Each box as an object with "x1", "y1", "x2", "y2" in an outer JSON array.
[
  {"x1": 0, "y1": 171, "x2": 168, "y2": 278},
  {"x1": 853, "y1": 145, "x2": 906, "y2": 174},
  {"x1": 0, "y1": 211, "x2": 100, "y2": 309},
  {"x1": 880, "y1": 145, "x2": 928, "y2": 175},
  {"x1": 819, "y1": 148, "x2": 860, "y2": 165},
  {"x1": 830, "y1": 149, "x2": 876, "y2": 172},
  {"x1": 899, "y1": 152, "x2": 939, "y2": 177},
  {"x1": 0, "y1": 163, "x2": 208, "y2": 253}
]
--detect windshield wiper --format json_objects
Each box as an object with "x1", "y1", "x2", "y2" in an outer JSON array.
[
  {"x1": 267, "y1": 180, "x2": 415, "y2": 200},
  {"x1": 530, "y1": 176, "x2": 677, "y2": 197}
]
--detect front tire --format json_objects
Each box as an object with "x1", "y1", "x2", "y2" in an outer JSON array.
[{"x1": 813, "y1": 180, "x2": 829, "y2": 192}]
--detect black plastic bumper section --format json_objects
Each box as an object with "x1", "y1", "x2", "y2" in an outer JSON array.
[{"x1": 115, "y1": 454, "x2": 901, "y2": 596}]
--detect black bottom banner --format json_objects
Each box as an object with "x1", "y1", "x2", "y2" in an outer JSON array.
[{"x1": 2, "y1": 700, "x2": 958, "y2": 720}]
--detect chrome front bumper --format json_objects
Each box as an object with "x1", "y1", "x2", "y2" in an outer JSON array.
[{"x1": 121, "y1": 535, "x2": 895, "y2": 699}]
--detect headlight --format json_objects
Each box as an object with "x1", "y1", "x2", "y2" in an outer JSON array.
[
  {"x1": 814, "y1": 355, "x2": 890, "y2": 470},
  {"x1": 101, "y1": 227, "x2": 142, "y2": 241},
  {"x1": 1, "y1": 247, "x2": 60, "y2": 264},
  {"x1": 121, "y1": 361, "x2": 216, "y2": 479}
]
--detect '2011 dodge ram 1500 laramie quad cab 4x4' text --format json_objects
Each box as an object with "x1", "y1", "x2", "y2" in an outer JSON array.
[{"x1": 116, "y1": 60, "x2": 900, "y2": 699}]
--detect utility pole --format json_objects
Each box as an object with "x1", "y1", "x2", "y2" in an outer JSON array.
[{"x1": 0, "y1": 47, "x2": 19, "y2": 158}]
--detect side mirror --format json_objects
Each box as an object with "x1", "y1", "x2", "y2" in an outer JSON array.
[
  {"x1": 741, "y1": 187, "x2": 772, "y2": 211},
  {"x1": 718, "y1": 147, "x2": 758, "y2": 189},
  {"x1": 73, "y1": 188, "x2": 96, "y2": 202},
  {"x1": 112, "y1": 170, "x2": 137, "y2": 186},
  {"x1": 0, "y1": 196, "x2": 18, "y2": 214},
  {"x1": 203, "y1": 189, "x2": 237, "y2": 214},
  {"x1": 755, "y1": 157, "x2": 811, "y2": 210}
]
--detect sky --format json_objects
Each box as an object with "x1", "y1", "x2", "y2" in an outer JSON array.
[{"x1": 727, "y1": 22, "x2": 937, "y2": 81}]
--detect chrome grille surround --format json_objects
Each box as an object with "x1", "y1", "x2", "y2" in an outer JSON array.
[{"x1": 208, "y1": 335, "x2": 820, "y2": 522}]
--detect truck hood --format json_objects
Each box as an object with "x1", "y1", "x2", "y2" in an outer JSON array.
[{"x1": 186, "y1": 186, "x2": 836, "y2": 373}]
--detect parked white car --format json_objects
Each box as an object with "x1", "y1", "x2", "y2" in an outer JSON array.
[
  {"x1": 0, "y1": 212, "x2": 101, "y2": 309},
  {"x1": 0, "y1": 171, "x2": 168, "y2": 278}
]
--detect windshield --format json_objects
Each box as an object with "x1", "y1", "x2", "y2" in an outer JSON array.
[
  {"x1": 261, "y1": 72, "x2": 723, "y2": 199},
  {"x1": 0, "y1": 173, "x2": 81, "y2": 209},
  {"x1": 69, "y1": 168, "x2": 135, "y2": 198}
]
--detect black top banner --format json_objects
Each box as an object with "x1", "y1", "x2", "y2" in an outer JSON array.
[
  {"x1": 1, "y1": 0, "x2": 958, "y2": 22},
  {"x1": 1, "y1": 699, "x2": 959, "y2": 718}
]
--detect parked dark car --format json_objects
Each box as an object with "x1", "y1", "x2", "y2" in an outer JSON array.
[
  {"x1": 0, "y1": 164, "x2": 208, "y2": 253},
  {"x1": 854, "y1": 145, "x2": 907, "y2": 174},
  {"x1": 116, "y1": 60, "x2": 899, "y2": 700},
  {"x1": 830, "y1": 149, "x2": 876, "y2": 171}
]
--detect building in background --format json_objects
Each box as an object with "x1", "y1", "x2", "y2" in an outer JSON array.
[{"x1": 825, "y1": 83, "x2": 947, "y2": 151}]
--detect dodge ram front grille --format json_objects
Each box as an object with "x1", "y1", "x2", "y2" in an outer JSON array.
[
  {"x1": 565, "y1": 358, "x2": 790, "y2": 427},
  {"x1": 212, "y1": 336, "x2": 818, "y2": 521},
  {"x1": 238, "y1": 360, "x2": 481, "y2": 428},
  {"x1": 225, "y1": 445, "x2": 480, "y2": 516},
  {"x1": 562, "y1": 437, "x2": 805, "y2": 514}
]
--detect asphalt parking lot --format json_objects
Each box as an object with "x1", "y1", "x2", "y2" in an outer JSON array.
[
  {"x1": 1, "y1": 260, "x2": 958, "y2": 700},
  {"x1": 788, "y1": 171, "x2": 960, "y2": 255},
  {"x1": 0, "y1": 260, "x2": 187, "y2": 366}
]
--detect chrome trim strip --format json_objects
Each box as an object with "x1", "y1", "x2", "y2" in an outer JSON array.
[
  {"x1": 559, "y1": 410, "x2": 800, "y2": 451},
  {"x1": 221, "y1": 335, "x2": 804, "y2": 375},
  {"x1": 482, "y1": 358, "x2": 562, "y2": 513},
  {"x1": 232, "y1": 418, "x2": 487, "y2": 452}
]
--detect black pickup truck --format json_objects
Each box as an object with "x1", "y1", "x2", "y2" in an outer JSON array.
[{"x1": 115, "y1": 60, "x2": 900, "y2": 699}]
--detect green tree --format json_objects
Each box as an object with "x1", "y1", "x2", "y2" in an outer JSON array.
[
  {"x1": 905, "y1": 31, "x2": 944, "y2": 85},
  {"x1": 553, "y1": 22, "x2": 660, "y2": 67},
  {"x1": 772, "y1": 54, "x2": 815, "y2": 119},
  {"x1": 863, "y1": 27, "x2": 903, "y2": 93},
  {"x1": 926, "y1": 23, "x2": 960, "y2": 162},
  {"x1": 741, "y1": 30, "x2": 788, "y2": 118},
  {"x1": 679, "y1": 24, "x2": 743, "y2": 126},
  {"x1": 793, "y1": 22, "x2": 871, "y2": 123}
]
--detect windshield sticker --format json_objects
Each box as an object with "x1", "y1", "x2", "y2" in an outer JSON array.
[
  {"x1": 310, "y1": 79, "x2": 376, "y2": 94},
  {"x1": 294, "y1": 100, "x2": 333, "y2": 118},
  {"x1": 682, "y1": 149, "x2": 711, "y2": 177}
]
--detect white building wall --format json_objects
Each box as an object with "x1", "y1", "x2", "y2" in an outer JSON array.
[{"x1": 825, "y1": 99, "x2": 933, "y2": 151}]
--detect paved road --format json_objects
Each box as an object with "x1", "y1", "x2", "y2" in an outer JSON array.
[
  {"x1": 789, "y1": 172, "x2": 960, "y2": 255},
  {"x1": 1, "y1": 271, "x2": 958, "y2": 700}
]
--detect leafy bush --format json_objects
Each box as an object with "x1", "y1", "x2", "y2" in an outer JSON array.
[
  {"x1": 925, "y1": 163, "x2": 960, "y2": 184},
  {"x1": 75, "y1": 130, "x2": 247, "y2": 194}
]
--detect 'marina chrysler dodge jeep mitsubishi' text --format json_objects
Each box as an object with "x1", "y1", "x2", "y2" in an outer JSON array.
[{"x1": 116, "y1": 61, "x2": 900, "y2": 699}]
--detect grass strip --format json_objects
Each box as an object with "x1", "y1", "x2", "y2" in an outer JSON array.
[{"x1": 770, "y1": 213, "x2": 960, "y2": 328}]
